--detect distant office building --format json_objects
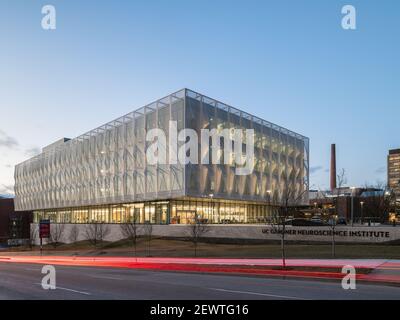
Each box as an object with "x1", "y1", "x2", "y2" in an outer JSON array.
[
  {"x1": 309, "y1": 188, "x2": 391, "y2": 223},
  {"x1": 388, "y1": 149, "x2": 400, "y2": 199},
  {"x1": 0, "y1": 197, "x2": 32, "y2": 245},
  {"x1": 14, "y1": 89, "x2": 309, "y2": 226}
]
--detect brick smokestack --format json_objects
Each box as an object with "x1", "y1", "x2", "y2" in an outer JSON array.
[{"x1": 330, "y1": 144, "x2": 337, "y2": 191}]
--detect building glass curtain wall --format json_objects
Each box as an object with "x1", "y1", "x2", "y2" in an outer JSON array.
[
  {"x1": 184, "y1": 90, "x2": 309, "y2": 204},
  {"x1": 388, "y1": 149, "x2": 400, "y2": 200},
  {"x1": 32, "y1": 199, "x2": 271, "y2": 224},
  {"x1": 15, "y1": 89, "x2": 309, "y2": 225}
]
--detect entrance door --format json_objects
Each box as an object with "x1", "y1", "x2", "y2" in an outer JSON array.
[{"x1": 155, "y1": 203, "x2": 169, "y2": 224}]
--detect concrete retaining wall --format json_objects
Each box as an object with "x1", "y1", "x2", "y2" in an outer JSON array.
[{"x1": 31, "y1": 223, "x2": 400, "y2": 245}]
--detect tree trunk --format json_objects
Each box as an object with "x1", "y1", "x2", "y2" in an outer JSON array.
[
  {"x1": 332, "y1": 226, "x2": 336, "y2": 258},
  {"x1": 281, "y1": 223, "x2": 286, "y2": 269}
]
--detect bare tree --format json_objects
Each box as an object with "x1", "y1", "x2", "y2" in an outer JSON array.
[
  {"x1": 270, "y1": 175, "x2": 308, "y2": 269},
  {"x1": 363, "y1": 182, "x2": 393, "y2": 224},
  {"x1": 49, "y1": 224, "x2": 65, "y2": 248},
  {"x1": 120, "y1": 212, "x2": 141, "y2": 257},
  {"x1": 143, "y1": 222, "x2": 153, "y2": 257},
  {"x1": 69, "y1": 224, "x2": 80, "y2": 243},
  {"x1": 187, "y1": 215, "x2": 210, "y2": 257},
  {"x1": 84, "y1": 223, "x2": 110, "y2": 248}
]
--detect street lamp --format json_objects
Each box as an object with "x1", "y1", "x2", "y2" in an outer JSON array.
[
  {"x1": 266, "y1": 190, "x2": 272, "y2": 203},
  {"x1": 350, "y1": 187, "x2": 356, "y2": 227},
  {"x1": 360, "y1": 201, "x2": 364, "y2": 225}
]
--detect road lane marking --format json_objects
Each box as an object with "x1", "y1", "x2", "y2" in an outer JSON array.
[
  {"x1": 36, "y1": 283, "x2": 91, "y2": 295},
  {"x1": 88, "y1": 275, "x2": 123, "y2": 281},
  {"x1": 24, "y1": 268, "x2": 42, "y2": 271},
  {"x1": 56, "y1": 286, "x2": 91, "y2": 295},
  {"x1": 209, "y1": 288, "x2": 308, "y2": 300}
]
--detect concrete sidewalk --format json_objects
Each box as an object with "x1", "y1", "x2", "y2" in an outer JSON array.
[
  {"x1": 361, "y1": 261, "x2": 400, "y2": 284},
  {"x1": 0, "y1": 255, "x2": 389, "y2": 267}
]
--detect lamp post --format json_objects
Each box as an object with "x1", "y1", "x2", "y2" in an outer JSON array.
[
  {"x1": 267, "y1": 190, "x2": 272, "y2": 202},
  {"x1": 360, "y1": 201, "x2": 364, "y2": 225},
  {"x1": 350, "y1": 187, "x2": 356, "y2": 227},
  {"x1": 385, "y1": 190, "x2": 392, "y2": 226}
]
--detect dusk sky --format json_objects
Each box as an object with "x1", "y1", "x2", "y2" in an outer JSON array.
[{"x1": 0, "y1": 0, "x2": 399, "y2": 194}]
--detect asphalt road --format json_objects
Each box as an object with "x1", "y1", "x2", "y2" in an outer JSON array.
[{"x1": 0, "y1": 262, "x2": 399, "y2": 300}]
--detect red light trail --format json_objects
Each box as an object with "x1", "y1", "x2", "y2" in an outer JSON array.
[{"x1": 0, "y1": 256, "x2": 399, "y2": 284}]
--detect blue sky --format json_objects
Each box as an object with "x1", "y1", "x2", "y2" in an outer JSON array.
[{"x1": 0, "y1": 0, "x2": 399, "y2": 194}]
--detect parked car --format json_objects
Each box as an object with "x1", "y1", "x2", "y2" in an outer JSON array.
[
  {"x1": 290, "y1": 218, "x2": 327, "y2": 227},
  {"x1": 220, "y1": 219, "x2": 232, "y2": 224},
  {"x1": 327, "y1": 218, "x2": 347, "y2": 226},
  {"x1": 311, "y1": 216, "x2": 323, "y2": 222}
]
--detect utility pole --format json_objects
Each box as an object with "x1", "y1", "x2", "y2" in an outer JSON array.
[{"x1": 350, "y1": 187, "x2": 356, "y2": 227}]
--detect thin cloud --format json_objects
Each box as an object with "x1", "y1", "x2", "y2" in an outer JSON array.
[
  {"x1": 0, "y1": 184, "x2": 14, "y2": 195},
  {"x1": 25, "y1": 147, "x2": 41, "y2": 157},
  {"x1": 0, "y1": 130, "x2": 19, "y2": 149},
  {"x1": 375, "y1": 166, "x2": 386, "y2": 174},
  {"x1": 310, "y1": 166, "x2": 323, "y2": 174}
]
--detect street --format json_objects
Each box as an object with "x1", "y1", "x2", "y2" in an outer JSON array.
[{"x1": 0, "y1": 262, "x2": 399, "y2": 300}]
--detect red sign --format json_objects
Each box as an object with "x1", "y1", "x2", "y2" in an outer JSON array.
[{"x1": 39, "y1": 220, "x2": 50, "y2": 238}]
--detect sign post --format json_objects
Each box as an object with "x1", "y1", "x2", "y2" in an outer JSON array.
[{"x1": 39, "y1": 219, "x2": 50, "y2": 256}]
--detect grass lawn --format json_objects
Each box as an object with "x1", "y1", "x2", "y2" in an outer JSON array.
[{"x1": 5, "y1": 238, "x2": 400, "y2": 259}]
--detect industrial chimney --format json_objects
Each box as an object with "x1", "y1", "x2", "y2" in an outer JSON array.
[{"x1": 330, "y1": 144, "x2": 337, "y2": 191}]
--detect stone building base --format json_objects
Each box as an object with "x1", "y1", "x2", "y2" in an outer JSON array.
[{"x1": 31, "y1": 223, "x2": 400, "y2": 245}]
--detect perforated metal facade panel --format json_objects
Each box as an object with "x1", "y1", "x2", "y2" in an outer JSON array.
[{"x1": 14, "y1": 89, "x2": 309, "y2": 211}]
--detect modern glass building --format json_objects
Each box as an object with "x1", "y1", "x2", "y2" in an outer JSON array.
[{"x1": 14, "y1": 89, "x2": 309, "y2": 225}]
